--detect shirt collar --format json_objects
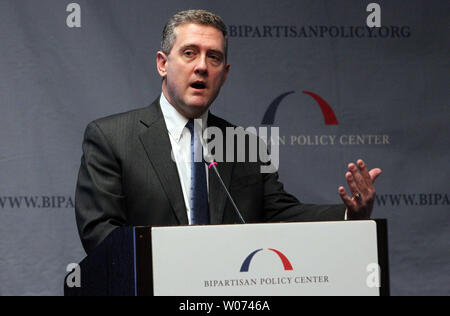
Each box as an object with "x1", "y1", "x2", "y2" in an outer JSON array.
[{"x1": 160, "y1": 93, "x2": 209, "y2": 143}]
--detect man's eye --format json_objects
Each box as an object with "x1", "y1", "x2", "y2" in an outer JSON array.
[
  {"x1": 209, "y1": 55, "x2": 222, "y2": 62},
  {"x1": 184, "y1": 51, "x2": 194, "y2": 57}
]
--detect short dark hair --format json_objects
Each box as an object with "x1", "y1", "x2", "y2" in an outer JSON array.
[{"x1": 161, "y1": 9, "x2": 228, "y2": 59}]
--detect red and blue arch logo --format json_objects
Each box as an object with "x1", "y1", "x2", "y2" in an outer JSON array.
[
  {"x1": 240, "y1": 248, "x2": 294, "y2": 272},
  {"x1": 262, "y1": 91, "x2": 339, "y2": 126}
]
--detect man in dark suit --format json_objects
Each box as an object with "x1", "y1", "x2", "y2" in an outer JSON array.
[{"x1": 75, "y1": 10, "x2": 382, "y2": 254}]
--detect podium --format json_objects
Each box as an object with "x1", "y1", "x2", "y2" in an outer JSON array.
[{"x1": 65, "y1": 220, "x2": 389, "y2": 296}]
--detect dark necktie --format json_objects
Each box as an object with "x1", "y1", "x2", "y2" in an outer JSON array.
[{"x1": 186, "y1": 119, "x2": 210, "y2": 225}]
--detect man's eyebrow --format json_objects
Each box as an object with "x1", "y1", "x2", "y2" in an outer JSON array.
[
  {"x1": 179, "y1": 44, "x2": 199, "y2": 51},
  {"x1": 179, "y1": 44, "x2": 225, "y2": 56}
]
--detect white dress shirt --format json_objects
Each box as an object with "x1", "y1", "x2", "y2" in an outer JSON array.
[{"x1": 159, "y1": 93, "x2": 209, "y2": 224}]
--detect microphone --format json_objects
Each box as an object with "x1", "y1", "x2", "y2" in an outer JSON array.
[{"x1": 203, "y1": 154, "x2": 246, "y2": 224}]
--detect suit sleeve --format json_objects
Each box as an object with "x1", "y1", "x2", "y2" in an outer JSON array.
[
  {"x1": 262, "y1": 167, "x2": 346, "y2": 223},
  {"x1": 75, "y1": 122, "x2": 127, "y2": 254}
]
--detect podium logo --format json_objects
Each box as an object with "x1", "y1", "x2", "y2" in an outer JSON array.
[{"x1": 240, "y1": 248, "x2": 293, "y2": 272}]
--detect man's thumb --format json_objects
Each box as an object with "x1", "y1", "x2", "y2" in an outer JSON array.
[{"x1": 369, "y1": 168, "x2": 382, "y2": 182}]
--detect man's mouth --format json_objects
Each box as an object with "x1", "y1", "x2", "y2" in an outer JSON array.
[{"x1": 190, "y1": 81, "x2": 207, "y2": 90}]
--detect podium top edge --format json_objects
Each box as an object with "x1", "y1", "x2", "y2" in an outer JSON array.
[{"x1": 136, "y1": 219, "x2": 386, "y2": 231}]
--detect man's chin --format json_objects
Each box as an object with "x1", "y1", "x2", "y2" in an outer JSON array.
[
  {"x1": 186, "y1": 97, "x2": 212, "y2": 109},
  {"x1": 187, "y1": 95, "x2": 210, "y2": 105},
  {"x1": 179, "y1": 102, "x2": 210, "y2": 118}
]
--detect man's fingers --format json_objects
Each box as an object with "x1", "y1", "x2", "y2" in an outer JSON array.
[
  {"x1": 344, "y1": 172, "x2": 363, "y2": 205},
  {"x1": 348, "y1": 163, "x2": 367, "y2": 194},
  {"x1": 340, "y1": 160, "x2": 380, "y2": 220},
  {"x1": 357, "y1": 159, "x2": 372, "y2": 187},
  {"x1": 338, "y1": 186, "x2": 355, "y2": 209},
  {"x1": 346, "y1": 171, "x2": 363, "y2": 200}
]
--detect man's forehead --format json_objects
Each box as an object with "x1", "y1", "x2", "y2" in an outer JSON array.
[{"x1": 174, "y1": 23, "x2": 226, "y2": 46}]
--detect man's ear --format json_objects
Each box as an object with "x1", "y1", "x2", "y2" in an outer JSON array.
[{"x1": 156, "y1": 51, "x2": 168, "y2": 78}]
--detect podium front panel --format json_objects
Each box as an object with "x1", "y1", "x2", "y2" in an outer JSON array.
[{"x1": 151, "y1": 221, "x2": 383, "y2": 296}]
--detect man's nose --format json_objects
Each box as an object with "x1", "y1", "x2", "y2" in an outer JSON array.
[{"x1": 194, "y1": 56, "x2": 208, "y2": 76}]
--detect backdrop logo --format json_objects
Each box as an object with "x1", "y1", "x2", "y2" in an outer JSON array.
[
  {"x1": 262, "y1": 91, "x2": 338, "y2": 126},
  {"x1": 240, "y1": 248, "x2": 293, "y2": 272},
  {"x1": 262, "y1": 90, "x2": 391, "y2": 147}
]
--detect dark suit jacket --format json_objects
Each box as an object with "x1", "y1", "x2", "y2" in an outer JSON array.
[{"x1": 75, "y1": 98, "x2": 346, "y2": 254}]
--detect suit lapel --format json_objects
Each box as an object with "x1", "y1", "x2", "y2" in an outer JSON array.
[
  {"x1": 139, "y1": 100, "x2": 189, "y2": 225},
  {"x1": 207, "y1": 114, "x2": 235, "y2": 224}
]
